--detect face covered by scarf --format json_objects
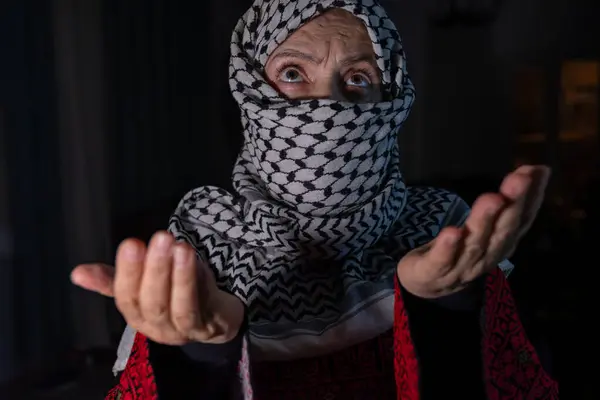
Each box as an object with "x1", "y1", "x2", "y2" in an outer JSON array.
[
  {"x1": 169, "y1": 0, "x2": 473, "y2": 360},
  {"x1": 114, "y1": 0, "x2": 473, "y2": 370}
]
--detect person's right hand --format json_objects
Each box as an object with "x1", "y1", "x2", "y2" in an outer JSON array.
[{"x1": 71, "y1": 231, "x2": 244, "y2": 345}]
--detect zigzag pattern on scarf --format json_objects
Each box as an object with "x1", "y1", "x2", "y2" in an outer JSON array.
[
  {"x1": 169, "y1": 186, "x2": 464, "y2": 326},
  {"x1": 151, "y1": 0, "x2": 470, "y2": 356}
]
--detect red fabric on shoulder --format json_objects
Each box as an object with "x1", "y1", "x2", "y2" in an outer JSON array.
[
  {"x1": 393, "y1": 276, "x2": 420, "y2": 400},
  {"x1": 105, "y1": 332, "x2": 158, "y2": 400},
  {"x1": 483, "y1": 268, "x2": 559, "y2": 399}
]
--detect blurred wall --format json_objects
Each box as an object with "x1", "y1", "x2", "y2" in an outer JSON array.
[
  {"x1": 0, "y1": 0, "x2": 71, "y2": 384},
  {"x1": 53, "y1": 0, "x2": 114, "y2": 352},
  {"x1": 387, "y1": 0, "x2": 599, "y2": 183},
  {"x1": 0, "y1": 107, "x2": 16, "y2": 383}
]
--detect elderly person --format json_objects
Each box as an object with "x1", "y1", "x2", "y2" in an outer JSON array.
[{"x1": 72, "y1": 0, "x2": 558, "y2": 398}]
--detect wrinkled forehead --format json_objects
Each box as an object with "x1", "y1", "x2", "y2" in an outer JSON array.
[{"x1": 238, "y1": 0, "x2": 404, "y2": 88}]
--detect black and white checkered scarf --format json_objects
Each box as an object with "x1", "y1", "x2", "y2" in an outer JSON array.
[{"x1": 115, "y1": 0, "x2": 491, "y2": 374}]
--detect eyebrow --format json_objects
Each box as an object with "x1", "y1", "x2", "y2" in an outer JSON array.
[
  {"x1": 340, "y1": 54, "x2": 376, "y2": 67},
  {"x1": 271, "y1": 49, "x2": 321, "y2": 63},
  {"x1": 271, "y1": 49, "x2": 375, "y2": 67}
]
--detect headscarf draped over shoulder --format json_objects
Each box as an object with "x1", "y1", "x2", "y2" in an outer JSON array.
[{"x1": 113, "y1": 0, "x2": 513, "y2": 376}]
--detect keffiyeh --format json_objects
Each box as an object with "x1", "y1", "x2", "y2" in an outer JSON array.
[{"x1": 115, "y1": 0, "x2": 506, "y2": 373}]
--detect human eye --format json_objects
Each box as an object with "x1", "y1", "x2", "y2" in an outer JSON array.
[
  {"x1": 341, "y1": 67, "x2": 382, "y2": 103},
  {"x1": 345, "y1": 72, "x2": 371, "y2": 88},
  {"x1": 277, "y1": 65, "x2": 305, "y2": 83},
  {"x1": 344, "y1": 70, "x2": 375, "y2": 89}
]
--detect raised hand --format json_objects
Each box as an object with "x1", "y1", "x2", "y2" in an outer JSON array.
[
  {"x1": 71, "y1": 231, "x2": 244, "y2": 345},
  {"x1": 397, "y1": 165, "x2": 550, "y2": 299}
]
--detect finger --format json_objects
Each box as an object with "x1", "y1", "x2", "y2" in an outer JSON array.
[
  {"x1": 488, "y1": 171, "x2": 532, "y2": 261},
  {"x1": 514, "y1": 165, "x2": 551, "y2": 235},
  {"x1": 500, "y1": 167, "x2": 533, "y2": 203},
  {"x1": 171, "y1": 242, "x2": 201, "y2": 334},
  {"x1": 425, "y1": 227, "x2": 462, "y2": 278},
  {"x1": 114, "y1": 239, "x2": 146, "y2": 326},
  {"x1": 139, "y1": 231, "x2": 175, "y2": 326},
  {"x1": 458, "y1": 193, "x2": 505, "y2": 269},
  {"x1": 71, "y1": 263, "x2": 115, "y2": 297}
]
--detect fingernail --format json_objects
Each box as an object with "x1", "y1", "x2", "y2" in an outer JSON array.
[
  {"x1": 173, "y1": 246, "x2": 191, "y2": 267},
  {"x1": 122, "y1": 244, "x2": 142, "y2": 261},
  {"x1": 154, "y1": 233, "x2": 172, "y2": 255},
  {"x1": 508, "y1": 181, "x2": 526, "y2": 197}
]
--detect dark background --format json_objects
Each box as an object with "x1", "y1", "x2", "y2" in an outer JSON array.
[{"x1": 1, "y1": 0, "x2": 598, "y2": 398}]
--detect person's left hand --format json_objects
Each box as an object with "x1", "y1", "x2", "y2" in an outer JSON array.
[{"x1": 397, "y1": 165, "x2": 550, "y2": 299}]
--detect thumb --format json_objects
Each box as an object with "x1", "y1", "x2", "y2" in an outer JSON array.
[{"x1": 70, "y1": 263, "x2": 115, "y2": 297}]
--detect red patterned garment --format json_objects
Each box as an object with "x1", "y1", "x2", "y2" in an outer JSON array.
[
  {"x1": 106, "y1": 267, "x2": 558, "y2": 400},
  {"x1": 393, "y1": 267, "x2": 559, "y2": 400},
  {"x1": 481, "y1": 268, "x2": 559, "y2": 399},
  {"x1": 106, "y1": 332, "x2": 158, "y2": 400}
]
